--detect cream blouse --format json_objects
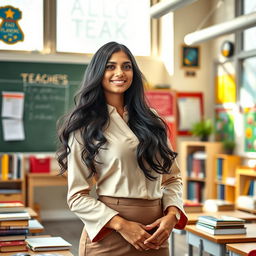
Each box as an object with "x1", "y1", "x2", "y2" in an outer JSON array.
[{"x1": 67, "y1": 104, "x2": 187, "y2": 242}]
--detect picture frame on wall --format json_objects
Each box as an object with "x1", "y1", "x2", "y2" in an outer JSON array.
[
  {"x1": 181, "y1": 45, "x2": 200, "y2": 68},
  {"x1": 177, "y1": 92, "x2": 204, "y2": 135}
]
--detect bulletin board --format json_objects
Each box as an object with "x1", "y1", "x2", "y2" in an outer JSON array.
[
  {"x1": 215, "y1": 105, "x2": 235, "y2": 141},
  {"x1": 0, "y1": 61, "x2": 87, "y2": 152},
  {"x1": 244, "y1": 107, "x2": 256, "y2": 153},
  {"x1": 177, "y1": 92, "x2": 204, "y2": 135}
]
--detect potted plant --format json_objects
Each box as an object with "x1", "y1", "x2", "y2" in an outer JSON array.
[
  {"x1": 191, "y1": 119, "x2": 214, "y2": 141},
  {"x1": 223, "y1": 139, "x2": 236, "y2": 155}
]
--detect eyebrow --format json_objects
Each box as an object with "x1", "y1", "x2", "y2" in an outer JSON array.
[{"x1": 106, "y1": 61, "x2": 132, "y2": 64}]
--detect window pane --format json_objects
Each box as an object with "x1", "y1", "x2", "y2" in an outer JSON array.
[
  {"x1": 242, "y1": 0, "x2": 256, "y2": 51},
  {"x1": 0, "y1": 0, "x2": 43, "y2": 51},
  {"x1": 240, "y1": 57, "x2": 256, "y2": 107},
  {"x1": 56, "y1": 0, "x2": 151, "y2": 56}
]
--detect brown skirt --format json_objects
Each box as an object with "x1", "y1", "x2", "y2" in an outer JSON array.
[{"x1": 79, "y1": 196, "x2": 169, "y2": 256}]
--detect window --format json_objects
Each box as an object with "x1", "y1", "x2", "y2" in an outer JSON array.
[
  {"x1": 56, "y1": 0, "x2": 151, "y2": 56},
  {"x1": 242, "y1": 0, "x2": 256, "y2": 51},
  {"x1": 0, "y1": 0, "x2": 43, "y2": 51},
  {"x1": 241, "y1": 57, "x2": 256, "y2": 107}
]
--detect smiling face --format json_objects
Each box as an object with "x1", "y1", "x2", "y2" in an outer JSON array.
[{"x1": 102, "y1": 50, "x2": 133, "y2": 101}]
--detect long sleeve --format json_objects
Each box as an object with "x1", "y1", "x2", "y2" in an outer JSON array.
[
  {"x1": 161, "y1": 159, "x2": 188, "y2": 229},
  {"x1": 67, "y1": 133, "x2": 119, "y2": 242}
]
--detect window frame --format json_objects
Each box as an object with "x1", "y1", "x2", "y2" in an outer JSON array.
[{"x1": 0, "y1": 0, "x2": 157, "y2": 57}]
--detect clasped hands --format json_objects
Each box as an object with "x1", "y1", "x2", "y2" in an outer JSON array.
[{"x1": 115, "y1": 213, "x2": 178, "y2": 251}]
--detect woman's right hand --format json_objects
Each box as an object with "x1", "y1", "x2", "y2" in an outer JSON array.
[{"x1": 106, "y1": 215, "x2": 159, "y2": 251}]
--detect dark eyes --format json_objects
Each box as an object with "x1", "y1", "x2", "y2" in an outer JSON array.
[{"x1": 105, "y1": 63, "x2": 132, "y2": 71}]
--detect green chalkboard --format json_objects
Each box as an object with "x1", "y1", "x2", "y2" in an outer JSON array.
[{"x1": 0, "y1": 61, "x2": 87, "y2": 152}]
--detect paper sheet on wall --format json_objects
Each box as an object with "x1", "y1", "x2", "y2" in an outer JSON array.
[
  {"x1": 2, "y1": 119, "x2": 25, "y2": 141},
  {"x1": 178, "y1": 97, "x2": 201, "y2": 130},
  {"x1": 1, "y1": 91, "x2": 25, "y2": 119}
]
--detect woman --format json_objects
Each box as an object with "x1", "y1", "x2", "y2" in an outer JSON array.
[{"x1": 57, "y1": 41, "x2": 187, "y2": 256}]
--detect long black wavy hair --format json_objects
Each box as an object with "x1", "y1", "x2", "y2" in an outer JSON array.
[{"x1": 57, "y1": 41, "x2": 177, "y2": 180}]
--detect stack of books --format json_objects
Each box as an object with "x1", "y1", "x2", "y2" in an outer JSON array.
[
  {"x1": 196, "y1": 215, "x2": 246, "y2": 235},
  {"x1": 0, "y1": 204, "x2": 30, "y2": 252}
]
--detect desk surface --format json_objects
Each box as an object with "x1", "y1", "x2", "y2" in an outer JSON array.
[
  {"x1": 186, "y1": 223, "x2": 256, "y2": 244},
  {"x1": 2, "y1": 249, "x2": 74, "y2": 256},
  {"x1": 226, "y1": 242, "x2": 256, "y2": 256},
  {"x1": 187, "y1": 211, "x2": 256, "y2": 224}
]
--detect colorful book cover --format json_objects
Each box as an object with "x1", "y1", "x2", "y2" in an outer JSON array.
[{"x1": 1, "y1": 154, "x2": 9, "y2": 181}]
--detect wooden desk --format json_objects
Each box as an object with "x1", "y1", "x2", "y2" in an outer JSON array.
[
  {"x1": 169, "y1": 211, "x2": 256, "y2": 256},
  {"x1": 187, "y1": 211, "x2": 256, "y2": 225},
  {"x1": 186, "y1": 224, "x2": 256, "y2": 256},
  {"x1": 2, "y1": 249, "x2": 74, "y2": 255},
  {"x1": 27, "y1": 172, "x2": 67, "y2": 208},
  {"x1": 227, "y1": 243, "x2": 256, "y2": 256}
]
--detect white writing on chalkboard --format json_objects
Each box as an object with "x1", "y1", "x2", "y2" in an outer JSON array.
[
  {"x1": 20, "y1": 73, "x2": 69, "y2": 85},
  {"x1": 23, "y1": 83, "x2": 69, "y2": 121}
]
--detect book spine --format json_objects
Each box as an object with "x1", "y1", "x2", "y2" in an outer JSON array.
[
  {"x1": 1, "y1": 154, "x2": 9, "y2": 181},
  {"x1": 0, "y1": 229, "x2": 29, "y2": 236}
]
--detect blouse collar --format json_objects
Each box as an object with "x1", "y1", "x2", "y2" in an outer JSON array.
[{"x1": 107, "y1": 104, "x2": 128, "y2": 123}]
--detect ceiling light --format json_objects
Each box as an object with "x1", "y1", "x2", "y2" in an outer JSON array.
[
  {"x1": 150, "y1": 0, "x2": 198, "y2": 19},
  {"x1": 184, "y1": 11, "x2": 256, "y2": 45}
]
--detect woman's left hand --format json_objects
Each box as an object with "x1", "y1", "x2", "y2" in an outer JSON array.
[{"x1": 143, "y1": 207, "x2": 179, "y2": 247}]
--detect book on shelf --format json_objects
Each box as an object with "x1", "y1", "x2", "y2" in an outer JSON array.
[
  {"x1": 0, "y1": 153, "x2": 23, "y2": 180},
  {"x1": 187, "y1": 151, "x2": 206, "y2": 178},
  {"x1": 195, "y1": 222, "x2": 247, "y2": 235},
  {"x1": 197, "y1": 215, "x2": 245, "y2": 227},
  {"x1": 26, "y1": 236, "x2": 72, "y2": 251},
  {"x1": 0, "y1": 235, "x2": 26, "y2": 242},
  {"x1": 216, "y1": 158, "x2": 223, "y2": 181},
  {"x1": 203, "y1": 199, "x2": 235, "y2": 212},
  {"x1": 184, "y1": 200, "x2": 203, "y2": 213},
  {"x1": 243, "y1": 180, "x2": 256, "y2": 196},
  {"x1": 1, "y1": 154, "x2": 9, "y2": 181},
  {"x1": 187, "y1": 181, "x2": 204, "y2": 202},
  {"x1": 0, "y1": 201, "x2": 25, "y2": 213},
  {"x1": 0, "y1": 240, "x2": 27, "y2": 252}
]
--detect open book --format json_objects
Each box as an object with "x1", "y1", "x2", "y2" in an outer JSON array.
[{"x1": 26, "y1": 236, "x2": 72, "y2": 251}]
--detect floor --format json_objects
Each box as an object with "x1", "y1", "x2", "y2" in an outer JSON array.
[{"x1": 42, "y1": 219, "x2": 207, "y2": 256}]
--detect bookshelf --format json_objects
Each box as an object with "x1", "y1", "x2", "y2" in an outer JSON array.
[
  {"x1": 0, "y1": 154, "x2": 26, "y2": 204},
  {"x1": 180, "y1": 141, "x2": 223, "y2": 203},
  {"x1": 236, "y1": 167, "x2": 256, "y2": 214},
  {"x1": 215, "y1": 154, "x2": 241, "y2": 203}
]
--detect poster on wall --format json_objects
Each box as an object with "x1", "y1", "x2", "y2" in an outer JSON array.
[
  {"x1": 215, "y1": 105, "x2": 235, "y2": 141},
  {"x1": 244, "y1": 106, "x2": 256, "y2": 153},
  {"x1": 177, "y1": 92, "x2": 203, "y2": 135},
  {"x1": 215, "y1": 62, "x2": 236, "y2": 104}
]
